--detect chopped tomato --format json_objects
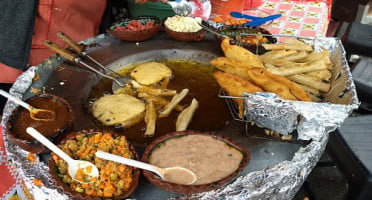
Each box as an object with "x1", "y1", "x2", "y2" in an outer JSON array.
[{"x1": 114, "y1": 20, "x2": 155, "y2": 32}]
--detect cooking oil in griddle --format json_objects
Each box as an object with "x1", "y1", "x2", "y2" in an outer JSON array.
[{"x1": 86, "y1": 59, "x2": 231, "y2": 146}]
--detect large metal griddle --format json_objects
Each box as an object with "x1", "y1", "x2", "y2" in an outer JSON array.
[{"x1": 4, "y1": 32, "x2": 303, "y2": 199}]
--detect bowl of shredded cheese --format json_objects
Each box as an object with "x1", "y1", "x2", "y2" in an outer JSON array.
[{"x1": 164, "y1": 16, "x2": 205, "y2": 42}]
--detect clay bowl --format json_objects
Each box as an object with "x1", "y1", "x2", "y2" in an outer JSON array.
[
  {"x1": 141, "y1": 130, "x2": 250, "y2": 194},
  {"x1": 164, "y1": 25, "x2": 206, "y2": 42},
  {"x1": 163, "y1": 16, "x2": 205, "y2": 42},
  {"x1": 48, "y1": 130, "x2": 140, "y2": 200},
  {"x1": 107, "y1": 16, "x2": 161, "y2": 42},
  {"x1": 214, "y1": 25, "x2": 277, "y2": 54},
  {"x1": 6, "y1": 93, "x2": 74, "y2": 154}
]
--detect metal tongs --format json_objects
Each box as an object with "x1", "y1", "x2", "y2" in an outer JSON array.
[
  {"x1": 44, "y1": 32, "x2": 130, "y2": 89},
  {"x1": 230, "y1": 12, "x2": 282, "y2": 27},
  {"x1": 197, "y1": 20, "x2": 227, "y2": 38},
  {"x1": 197, "y1": 20, "x2": 247, "y2": 46}
]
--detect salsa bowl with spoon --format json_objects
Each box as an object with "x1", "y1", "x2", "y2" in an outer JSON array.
[
  {"x1": 0, "y1": 89, "x2": 56, "y2": 121},
  {"x1": 5, "y1": 92, "x2": 74, "y2": 154}
]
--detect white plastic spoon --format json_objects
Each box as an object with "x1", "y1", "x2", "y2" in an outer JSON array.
[
  {"x1": 95, "y1": 151, "x2": 197, "y2": 185},
  {"x1": 26, "y1": 127, "x2": 99, "y2": 183}
]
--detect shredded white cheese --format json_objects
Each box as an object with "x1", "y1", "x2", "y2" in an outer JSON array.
[{"x1": 164, "y1": 16, "x2": 202, "y2": 32}]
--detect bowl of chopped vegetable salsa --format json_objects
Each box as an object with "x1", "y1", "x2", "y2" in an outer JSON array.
[
  {"x1": 49, "y1": 130, "x2": 140, "y2": 199},
  {"x1": 107, "y1": 16, "x2": 161, "y2": 42}
]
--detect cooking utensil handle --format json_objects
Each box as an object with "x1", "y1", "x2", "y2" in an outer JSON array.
[
  {"x1": 58, "y1": 32, "x2": 120, "y2": 77},
  {"x1": 95, "y1": 151, "x2": 163, "y2": 178},
  {"x1": 26, "y1": 127, "x2": 74, "y2": 163},
  {"x1": 45, "y1": 39, "x2": 124, "y2": 86},
  {"x1": 77, "y1": 60, "x2": 125, "y2": 87},
  {"x1": 57, "y1": 32, "x2": 83, "y2": 54},
  {"x1": 0, "y1": 89, "x2": 31, "y2": 111},
  {"x1": 44, "y1": 40, "x2": 76, "y2": 62},
  {"x1": 84, "y1": 54, "x2": 119, "y2": 75},
  {"x1": 230, "y1": 12, "x2": 261, "y2": 20},
  {"x1": 244, "y1": 14, "x2": 282, "y2": 26}
]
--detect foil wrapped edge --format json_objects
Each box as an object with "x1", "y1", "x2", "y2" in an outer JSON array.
[
  {"x1": 1, "y1": 67, "x2": 69, "y2": 199},
  {"x1": 243, "y1": 92, "x2": 358, "y2": 141},
  {"x1": 241, "y1": 37, "x2": 359, "y2": 141}
]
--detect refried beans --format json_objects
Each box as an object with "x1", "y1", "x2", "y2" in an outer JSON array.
[{"x1": 148, "y1": 134, "x2": 243, "y2": 185}]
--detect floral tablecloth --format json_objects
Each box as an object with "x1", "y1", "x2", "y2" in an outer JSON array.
[
  {"x1": 0, "y1": 128, "x2": 32, "y2": 200},
  {"x1": 243, "y1": 0, "x2": 331, "y2": 39}
]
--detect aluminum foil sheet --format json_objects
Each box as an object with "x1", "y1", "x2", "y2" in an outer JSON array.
[
  {"x1": 2, "y1": 66, "x2": 69, "y2": 199},
  {"x1": 1, "y1": 35, "x2": 358, "y2": 200},
  {"x1": 244, "y1": 92, "x2": 357, "y2": 141},
  {"x1": 241, "y1": 37, "x2": 359, "y2": 141}
]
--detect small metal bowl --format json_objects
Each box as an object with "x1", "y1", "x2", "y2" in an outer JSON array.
[
  {"x1": 107, "y1": 16, "x2": 161, "y2": 42},
  {"x1": 6, "y1": 93, "x2": 74, "y2": 154},
  {"x1": 141, "y1": 130, "x2": 250, "y2": 194}
]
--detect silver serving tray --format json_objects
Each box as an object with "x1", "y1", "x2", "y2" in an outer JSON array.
[{"x1": 2, "y1": 33, "x2": 338, "y2": 199}]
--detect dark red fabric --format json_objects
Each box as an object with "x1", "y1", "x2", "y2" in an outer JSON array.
[
  {"x1": 29, "y1": 0, "x2": 108, "y2": 66},
  {"x1": 0, "y1": 0, "x2": 107, "y2": 83}
]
